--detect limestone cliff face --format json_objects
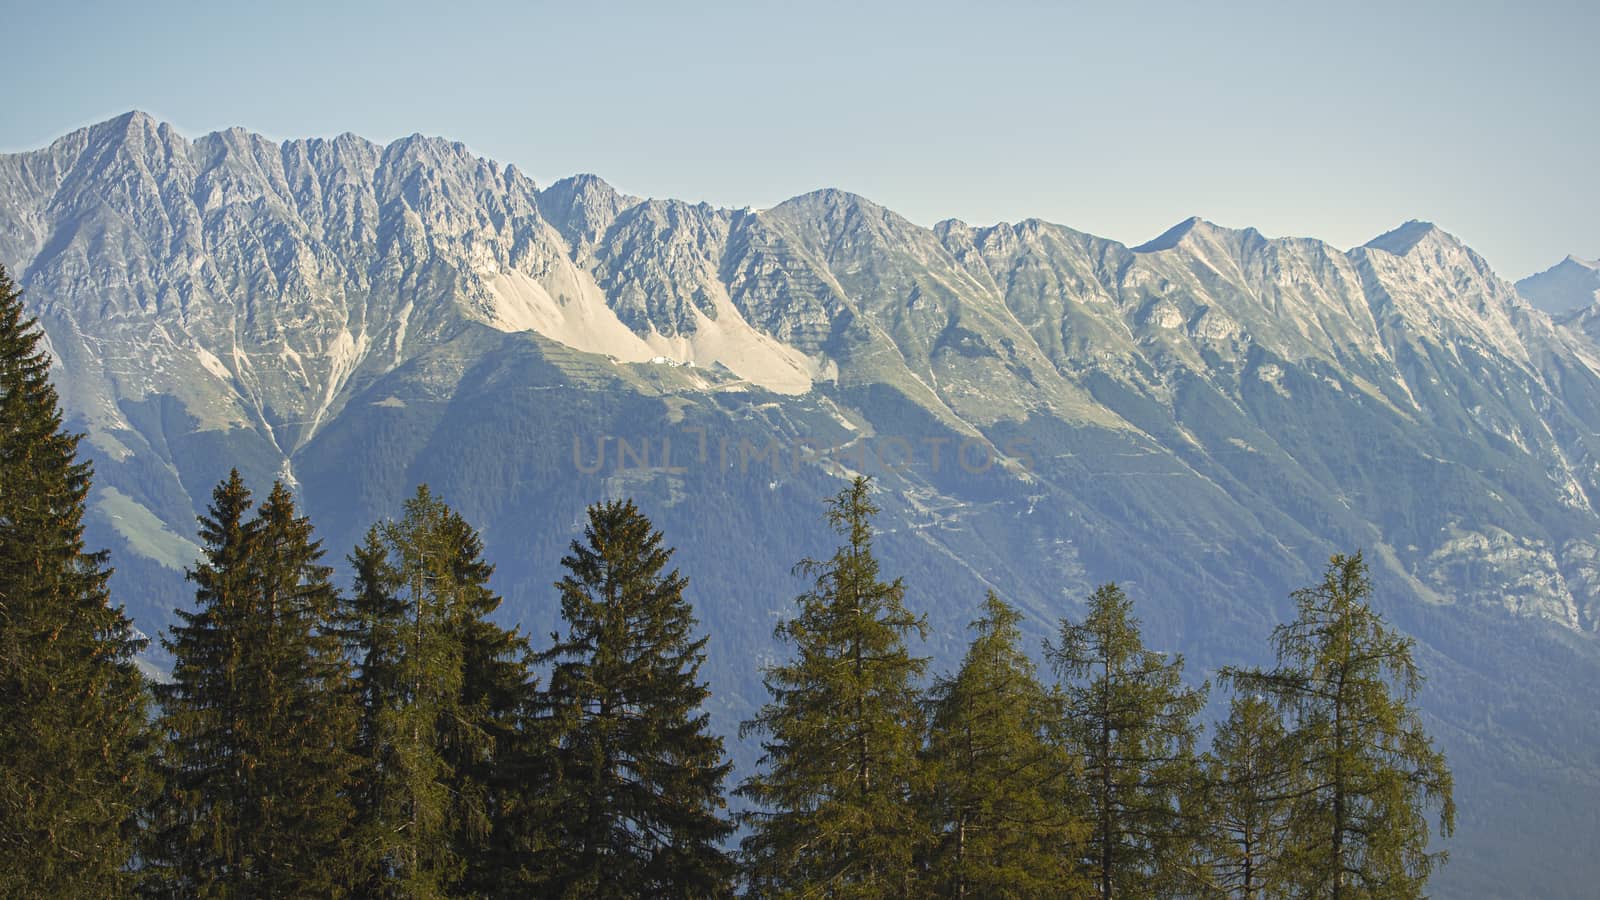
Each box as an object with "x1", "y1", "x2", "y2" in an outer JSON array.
[
  {"x1": 7, "y1": 112, "x2": 1600, "y2": 898},
  {"x1": 10, "y1": 114, "x2": 1600, "y2": 631}
]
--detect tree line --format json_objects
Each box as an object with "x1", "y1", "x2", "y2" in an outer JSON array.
[{"x1": 0, "y1": 264, "x2": 1454, "y2": 897}]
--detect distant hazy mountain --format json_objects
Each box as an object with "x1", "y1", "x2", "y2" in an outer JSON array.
[
  {"x1": 5, "y1": 111, "x2": 1600, "y2": 896},
  {"x1": 1518, "y1": 255, "x2": 1600, "y2": 315}
]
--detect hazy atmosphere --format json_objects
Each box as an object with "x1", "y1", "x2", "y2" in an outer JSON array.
[
  {"x1": 5, "y1": 2, "x2": 1600, "y2": 896},
  {"x1": 8, "y1": 0, "x2": 1596, "y2": 278}
]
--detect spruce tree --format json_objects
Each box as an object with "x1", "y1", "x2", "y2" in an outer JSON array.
[
  {"x1": 531, "y1": 498, "x2": 735, "y2": 897},
  {"x1": 0, "y1": 264, "x2": 153, "y2": 896},
  {"x1": 1195, "y1": 694, "x2": 1297, "y2": 899},
  {"x1": 339, "y1": 526, "x2": 407, "y2": 895},
  {"x1": 922, "y1": 591, "x2": 1090, "y2": 898},
  {"x1": 438, "y1": 494, "x2": 538, "y2": 898},
  {"x1": 250, "y1": 482, "x2": 362, "y2": 891},
  {"x1": 344, "y1": 485, "x2": 534, "y2": 897},
  {"x1": 1224, "y1": 553, "x2": 1455, "y2": 898},
  {"x1": 1049, "y1": 583, "x2": 1207, "y2": 900},
  {"x1": 145, "y1": 471, "x2": 255, "y2": 895},
  {"x1": 737, "y1": 476, "x2": 929, "y2": 897},
  {"x1": 148, "y1": 474, "x2": 360, "y2": 896}
]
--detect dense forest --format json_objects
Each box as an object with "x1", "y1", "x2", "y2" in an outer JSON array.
[{"x1": 0, "y1": 265, "x2": 1456, "y2": 896}]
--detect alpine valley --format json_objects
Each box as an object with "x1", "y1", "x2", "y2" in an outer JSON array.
[{"x1": 4, "y1": 112, "x2": 1599, "y2": 896}]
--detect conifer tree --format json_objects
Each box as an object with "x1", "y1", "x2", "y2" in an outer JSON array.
[
  {"x1": 149, "y1": 474, "x2": 360, "y2": 896},
  {"x1": 922, "y1": 592, "x2": 1090, "y2": 899},
  {"x1": 737, "y1": 476, "x2": 929, "y2": 897},
  {"x1": 340, "y1": 526, "x2": 407, "y2": 895},
  {"x1": 424, "y1": 495, "x2": 532, "y2": 895},
  {"x1": 250, "y1": 482, "x2": 362, "y2": 889},
  {"x1": 1049, "y1": 583, "x2": 1207, "y2": 900},
  {"x1": 0, "y1": 264, "x2": 153, "y2": 896},
  {"x1": 344, "y1": 485, "x2": 534, "y2": 897},
  {"x1": 145, "y1": 471, "x2": 255, "y2": 895},
  {"x1": 1195, "y1": 694, "x2": 1297, "y2": 899},
  {"x1": 531, "y1": 498, "x2": 735, "y2": 897},
  {"x1": 1224, "y1": 553, "x2": 1454, "y2": 898}
]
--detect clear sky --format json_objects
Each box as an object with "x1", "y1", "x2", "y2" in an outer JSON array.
[{"x1": 6, "y1": 0, "x2": 1594, "y2": 279}]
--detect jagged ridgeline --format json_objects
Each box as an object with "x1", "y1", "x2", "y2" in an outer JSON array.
[{"x1": 3, "y1": 111, "x2": 1600, "y2": 896}]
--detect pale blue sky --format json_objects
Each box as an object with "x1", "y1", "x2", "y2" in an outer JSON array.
[{"x1": 5, "y1": 0, "x2": 1594, "y2": 278}]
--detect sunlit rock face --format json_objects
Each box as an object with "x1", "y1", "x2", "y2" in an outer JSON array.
[{"x1": 7, "y1": 113, "x2": 1600, "y2": 898}]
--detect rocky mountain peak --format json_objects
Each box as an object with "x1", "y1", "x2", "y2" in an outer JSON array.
[
  {"x1": 52, "y1": 108, "x2": 182, "y2": 173},
  {"x1": 1132, "y1": 217, "x2": 1277, "y2": 262},
  {"x1": 1518, "y1": 253, "x2": 1600, "y2": 315},
  {"x1": 1362, "y1": 219, "x2": 1457, "y2": 257},
  {"x1": 1132, "y1": 215, "x2": 1207, "y2": 252},
  {"x1": 766, "y1": 188, "x2": 891, "y2": 231},
  {"x1": 537, "y1": 173, "x2": 639, "y2": 251},
  {"x1": 104, "y1": 109, "x2": 161, "y2": 142}
]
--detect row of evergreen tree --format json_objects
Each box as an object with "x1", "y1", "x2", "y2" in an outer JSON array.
[
  {"x1": 1, "y1": 264, "x2": 1454, "y2": 897},
  {"x1": 138, "y1": 469, "x2": 740, "y2": 897},
  {"x1": 734, "y1": 482, "x2": 1455, "y2": 899}
]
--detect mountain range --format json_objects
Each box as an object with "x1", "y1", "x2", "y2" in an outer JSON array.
[{"x1": 4, "y1": 111, "x2": 1600, "y2": 896}]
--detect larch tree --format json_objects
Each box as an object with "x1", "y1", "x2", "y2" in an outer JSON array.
[
  {"x1": 1224, "y1": 552, "x2": 1454, "y2": 899},
  {"x1": 343, "y1": 485, "x2": 534, "y2": 897},
  {"x1": 1049, "y1": 582, "x2": 1208, "y2": 900},
  {"x1": 0, "y1": 263, "x2": 153, "y2": 897},
  {"x1": 737, "y1": 476, "x2": 929, "y2": 898},
  {"x1": 531, "y1": 498, "x2": 735, "y2": 897},
  {"x1": 1196, "y1": 694, "x2": 1297, "y2": 899},
  {"x1": 922, "y1": 591, "x2": 1090, "y2": 899}
]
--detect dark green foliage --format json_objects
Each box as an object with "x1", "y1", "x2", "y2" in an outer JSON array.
[
  {"x1": 339, "y1": 526, "x2": 407, "y2": 895},
  {"x1": 341, "y1": 484, "x2": 534, "y2": 897},
  {"x1": 737, "y1": 476, "x2": 929, "y2": 897},
  {"x1": 1224, "y1": 553, "x2": 1455, "y2": 898},
  {"x1": 251, "y1": 482, "x2": 363, "y2": 889},
  {"x1": 1049, "y1": 583, "x2": 1208, "y2": 899},
  {"x1": 1195, "y1": 694, "x2": 1297, "y2": 899},
  {"x1": 531, "y1": 498, "x2": 735, "y2": 897},
  {"x1": 148, "y1": 473, "x2": 360, "y2": 896},
  {"x1": 0, "y1": 264, "x2": 153, "y2": 897},
  {"x1": 145, "y1": 472, "x2": 254, "y2": 894},
  {"x1": 922, "y1": 592, "x2": 1091, "y2": 898}
]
